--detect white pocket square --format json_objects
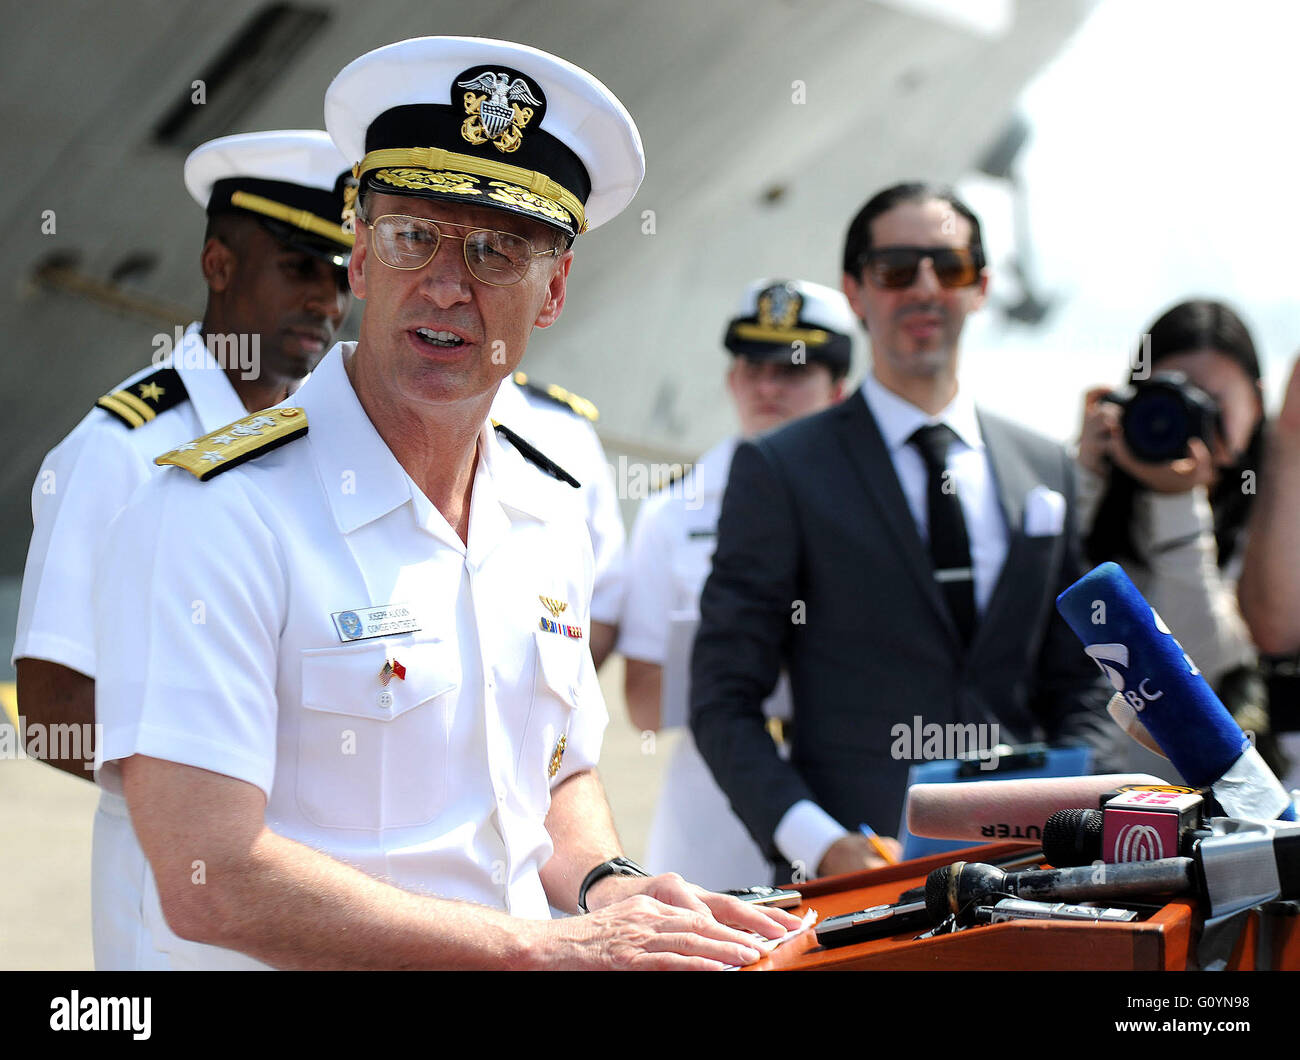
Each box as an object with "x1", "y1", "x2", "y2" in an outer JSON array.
[{"x1": 1023, "y1": 485, "x2": 1066, "y2": 537}]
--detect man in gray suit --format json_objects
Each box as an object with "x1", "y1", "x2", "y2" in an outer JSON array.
[{"x1": 690, "y1": 183, "x2": 1121, "y2": 882}]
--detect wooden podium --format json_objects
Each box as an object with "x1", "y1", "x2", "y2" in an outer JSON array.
[{"x1": 744, "y1": 843, "x2": 1300, "y2": 970}]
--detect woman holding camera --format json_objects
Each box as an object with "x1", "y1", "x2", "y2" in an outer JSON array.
[{"x1": 1075, "y1": 299, "x2": 1271, "y2": 743}]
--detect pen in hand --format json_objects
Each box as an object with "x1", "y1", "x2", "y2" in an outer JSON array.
[{"x1": 859, "y1": 823, "x2": 899, "y2": 866}]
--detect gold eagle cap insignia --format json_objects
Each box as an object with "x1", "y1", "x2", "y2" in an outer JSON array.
[
  {"x1": 757, "y1": 284, "x2": 803, "y2": 329},
  {"x1": 457, "y1": 70, "x2": 543, "y2": 154}
]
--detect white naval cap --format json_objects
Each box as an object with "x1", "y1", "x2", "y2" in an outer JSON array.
[
  {"x1": 324, "y1": 35, "x2": 645, "y2": 238},
  {"x1": 184, "y1": 130, "x2": 355, "y2": 263},
  {"x1": 724, "y1": 278, "x2": 858, "y2": 375}
]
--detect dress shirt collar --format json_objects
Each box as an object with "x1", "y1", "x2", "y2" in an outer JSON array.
[
  {"x1": 296, "y1": 344, "x2": 566, "y2": 542},
  {"x1": 859, "y1": 370, "x2": 984, "y2": 454},
  {"x1": 488, "y1": 374, "x2": 530, "y2": 422},
  {"x1": 172, "y1": 322, "x2": 249, "y2": 433}
]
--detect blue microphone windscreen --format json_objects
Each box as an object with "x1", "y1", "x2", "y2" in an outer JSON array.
[{"x1": 1056, "y1": 562, "x2": 1248, "y2": 787}]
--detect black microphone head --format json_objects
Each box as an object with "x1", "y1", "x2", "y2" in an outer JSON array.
[
  {"x1": 1043, "y1": 808, "x2": 1104, "y2": 867},
  {"x1": 926, "y1": 862, "x2": 1009, "y2": 925},
  {"x1": 926, "y1": 864, "x2": 957, "y2": 924}
]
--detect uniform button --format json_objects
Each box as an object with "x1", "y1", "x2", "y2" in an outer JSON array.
[{"x1": 377, "y1": 690, "x2": 394, "y2": 709}]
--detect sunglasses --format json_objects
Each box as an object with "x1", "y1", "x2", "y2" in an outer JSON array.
[
  {"x1": 361, "y1": 214, "x2": 562, "y2": 286},
  {"x1": 858, "y1": 245, "x2": 983, "y2": 290}
]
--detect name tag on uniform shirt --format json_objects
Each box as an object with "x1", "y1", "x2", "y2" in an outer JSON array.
[{"x1": 331, "y1": 603, "x2": 422, "y2": 642}]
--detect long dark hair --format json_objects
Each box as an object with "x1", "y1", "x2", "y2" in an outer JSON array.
[{"x1": 1085, "y1": 299, "x2": 1266, "y2": 571}]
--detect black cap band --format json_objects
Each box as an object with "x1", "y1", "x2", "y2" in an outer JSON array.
[
  {"x1": 208, "y1": 176, "x2": 344, "y2": 226},
  {"x1": 360, "y1": 102, "x2": 591, "y2": 235}
]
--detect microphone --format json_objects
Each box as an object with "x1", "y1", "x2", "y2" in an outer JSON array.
[
  {"x1": 1056, "y1": 562, "x2": 1295, "y2": 822},
  {"x1": 1104, "y1": 692, "x2": 1168, "y2": 758},
  {"x1": 1043, "y1": 789, "x2": 1207, "y2": 867},
  {"x1": 932, "y1": 818, "x2": 1300, "y2": 927},
  {"x1": 905, "y1": 772, "x2": 1168, "y2": 844},
  {"x1": 924, "y1": 858, "x2": 1197, "y2": 926}
]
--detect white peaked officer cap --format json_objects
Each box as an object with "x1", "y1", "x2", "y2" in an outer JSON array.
[
  {"x1": 723, "y1": 278, "x2": 858, "y2": 375},
  {"x1": 324, "y1": 35, "x2": 645, "y2": 239},
  {"x1": 184, "y1": 129, "x2": 355, "y2": 265}
]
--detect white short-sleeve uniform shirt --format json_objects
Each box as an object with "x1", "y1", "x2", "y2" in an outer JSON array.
[
  {"x1": 13, "y1": 323, "x2": 248, "y2": 969},
  {"x1": 94, "y1": 344, "x2": 608, "y2": 970},
  {"x1": 618, "y1": 436, "x2": 790, "y2": 890},
  {"x1": 490, "y1": 378, "x2": 625, "y2": 625}
]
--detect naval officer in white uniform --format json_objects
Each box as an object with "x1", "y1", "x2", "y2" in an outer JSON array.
[
  {"x1": 93, "y1": 35, "x2": 800, "y2": 970},
  {"x1": 620, "y1": 279, "x2": 854, "y2": 890},
  {"x1": 12, "y1": 129, "x2": 353, "y2": 969}
]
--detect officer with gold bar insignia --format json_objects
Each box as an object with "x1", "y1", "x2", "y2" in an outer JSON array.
[
  {"x1": 94, "y1": 36, "x2": 800, "y2": 971},
  {"x1": 12, "y1": 129, "x2": 353, "y2": 970}
]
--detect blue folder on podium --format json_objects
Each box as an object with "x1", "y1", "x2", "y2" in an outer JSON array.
[{"x1": 897, "y1": 743, "x2": 1093, "y2": 860}]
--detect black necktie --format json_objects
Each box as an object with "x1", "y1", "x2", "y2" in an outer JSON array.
[{"x1": 909, "y1": 423, "x2": 976, "y2": 646}]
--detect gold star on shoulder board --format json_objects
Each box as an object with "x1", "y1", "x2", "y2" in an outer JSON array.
[
  {"x1": 156, "y1": 408, "x2": 308, "y2": 481},
  {"x1": 137, "y1": 381, "x2": 165, "y2": 402}
]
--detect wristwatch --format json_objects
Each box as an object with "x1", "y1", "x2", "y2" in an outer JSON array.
[{"x1": 577, "y1": 856, "x2": 650, "y2": 913}]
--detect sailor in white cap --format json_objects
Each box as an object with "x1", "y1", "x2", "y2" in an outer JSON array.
[
  {"x1": 94, "y1": 37, "x2": 799, "y2": 970},
  {"x1": 13, "y1": 129, "x2": 353, "y2": 969},
  {"x1": 620, "y1": 279, "x2": 854, "y2": 890}
]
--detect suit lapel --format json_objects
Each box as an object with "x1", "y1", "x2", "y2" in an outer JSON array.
[
  {"x1": 973, "y1": 410, "x2": 1036, "y2": 653},
  {"x1": 831, "y1": 391, "x2": 960, "y2": 645}
]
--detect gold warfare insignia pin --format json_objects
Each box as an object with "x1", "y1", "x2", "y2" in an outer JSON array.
[
  {"x1": 457, "y1": 68, "x2": 544, "y2": 154},
  {"x1": 548, "y1": 734, "x2": 567, "y2": 779},
  {"x1": 757, "y1": 283, "x2": 802, "y2": 329},
  {"x1": 538, "y1": 595, "x2": 582, "y2": 638}
]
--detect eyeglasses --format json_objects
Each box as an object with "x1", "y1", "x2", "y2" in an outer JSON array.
[
  {"x1": 361, "y1": 213, "x2": 562, "y2": 286},
  {"x1": 858, "y1": 245, "x2": 983, "y2": 290}
]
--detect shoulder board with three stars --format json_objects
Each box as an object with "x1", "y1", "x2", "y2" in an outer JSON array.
[
  {"x1": 512, "y1": 371, "x2": 599, "y2": 422},
  {"x1": 154, "y1": 408, "x2": 308, "y2": 481},
  {"x1": 492, "y1": 420, "x2": 580, "y2": 488},
  {"x1": 95, "y1": 366, "x2": 188, "y2": 429}
]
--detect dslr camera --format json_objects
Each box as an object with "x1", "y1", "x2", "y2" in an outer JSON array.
[{"x1": 1101, "y1": 370, "x2": 1222, "y2": 463}]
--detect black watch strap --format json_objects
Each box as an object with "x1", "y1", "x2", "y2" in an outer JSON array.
[{"x1": 577, "y1": 856, "x2": 650, "y2": 913}]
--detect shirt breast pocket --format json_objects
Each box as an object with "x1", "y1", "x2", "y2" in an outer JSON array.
[
  {"x1": 297, "y1": 637, "x2": 461, "y2": 830},
  {"x1": 518, "y1": 630, "x2": 582, "y2": 806}
]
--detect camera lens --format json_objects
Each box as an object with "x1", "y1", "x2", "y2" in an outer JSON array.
[{"x1": 1123, "y1": 386, "x2": 1192, "y2": 463}]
